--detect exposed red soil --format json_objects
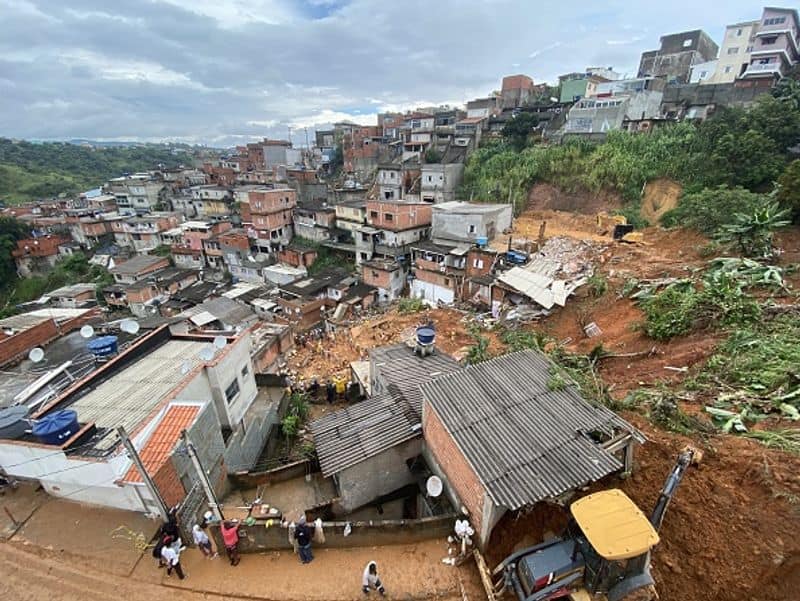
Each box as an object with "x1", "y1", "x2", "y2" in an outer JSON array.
[{"x1": 527, "y1": 182, "x2": 623, "y2": 215}]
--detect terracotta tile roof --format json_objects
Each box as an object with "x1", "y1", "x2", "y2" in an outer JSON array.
[{"x1": 124, "y1": 405, "x2": 200, "y2": 483}]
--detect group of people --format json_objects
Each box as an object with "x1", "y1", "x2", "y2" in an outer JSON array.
[
  {"x1": 284, "y1": 374, "x2": 362, "y2": 404},
  {"x1": 152, "y1": 510, "x2": 386, "y2": 596}
]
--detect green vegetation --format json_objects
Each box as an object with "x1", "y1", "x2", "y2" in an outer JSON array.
[
  {"x1": 398, "y1": 297, "x2": 425, "y2": 314},
  {"x1": 465, "y1": 325, "x2": 491, "y2": 364},
  {"x1": 0, "y1": 138, "x2": 194, "y2": 203},
  {"x1": 290, "y1": 237, "x2": 352, "y2": 276},
  {"x1": 424, "y1": 148, "x2": 442, "y2": 163},
  {"x1": 460, "y1": 91, "x2": 800, "y2": 220},
  {"x1": 282, "y1": 393, "x2": 311, "y2": 453},
  {"x1": 639, "y1": 269, "x2": 762, "y2": 341},
  {"x1": 0, "y1": 252, "x2": 113, "y2": 316},
  {"x1": 0, "y1": 216, "x2": 32, "y2": 285},
  {"x1": 501, "y1": 113, "x2": 541, "y2": 151},
  {"x1": 587, "y1": 273, "x2": 608, "y2": 298},
  {"x1": 661, "y1": 186, "x2": 767, "y2": 234},
  {"x1": 501, "y1": 328, "x2": 547, "y2": 353},
  {"x1": 717, "y1": 202, "x2": 791, "y2": 259}
]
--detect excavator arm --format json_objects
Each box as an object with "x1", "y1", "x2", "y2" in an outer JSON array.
[{"x1": 650, "y1": 447, "x2": 700, "y2": 531}]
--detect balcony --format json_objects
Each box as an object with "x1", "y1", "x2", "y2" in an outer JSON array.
[
  {"x1": 374, "y1": 242, "x2": 412, "y2": 258},
  {"x1": 741, "y1": 62, "x2": 782, "y2": 78}
]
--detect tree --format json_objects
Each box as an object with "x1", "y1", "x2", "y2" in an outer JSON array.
[
  {"x1": 424, "y1": 147, "x2": 442, "y2": 163},
  {"x1": 501, "y1": 113, "x2": 540, "y2": 151},
  {"x1": 661, "y1": 186, "x2": 767, "y2": 235},
  {"x1": 718, "y1": 201, "x2": 791, "y2": 258},
  {"x1": 0, "y1": 216, "x2": 31, "y2": 285},
  {"x1": 776, "y1": 159, "x2": 800, "y2": 219}
]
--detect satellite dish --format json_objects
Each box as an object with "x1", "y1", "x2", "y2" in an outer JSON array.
[
  {"x1": 80, "y1": 325, "x2": 95, "y2": 338},
  {"x1": 120, "y1": 319, "x2": 140, "y2": 334},
  {"x1": 28, "y1": 347, "x2": 45, "y2": 363},
  {"x1": 198, "y1": 345, "x2": 216, "y2": 361},
  {"x1": 426, "y1": 475, "x2": 443, "y2": 498},
  {"x1": 213, "y1": 335, "x2": 227, "y2": 349},
  {"x1": 180, "y1": 360, "x2": 191, "y2": 375}
]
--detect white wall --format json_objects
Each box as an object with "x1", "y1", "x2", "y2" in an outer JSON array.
[
  {"x1": 412, "y1": 279, "x2": 454, "y2": 305},
  {"x1": 205, "y1": 334, "x2": 258, "y2": 428}
]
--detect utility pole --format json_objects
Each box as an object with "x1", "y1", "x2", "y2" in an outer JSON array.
[
  {"x1": 118, "y1": 426, "x2": 169, "y2": 521},
  {"x1": 180, "y1": 429, "x2": 224, "y2": 521}
]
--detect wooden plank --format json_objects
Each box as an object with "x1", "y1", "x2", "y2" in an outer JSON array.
[{"x1": 472, "y1": 549, "x2": 497, "y2": 601}]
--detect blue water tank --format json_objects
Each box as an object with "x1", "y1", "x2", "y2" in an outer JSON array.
[
  {"x1": 33, "y1": 410, "x2": 80, "y2": 445},
  {"x1": 416, "y1": 326, "x2": 436, "y2": 346},
  {"x1": 87, "y1": 335, "x2": 118, "y2": 358},
  {"x1": 476, "y1": 236, "x2": 488, "y2": 247}
]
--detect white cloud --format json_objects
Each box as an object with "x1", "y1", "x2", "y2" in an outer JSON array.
[
  {"x1": 158, "y1": 0, "x2": 299, "y2": 28},
  {"x1": 606, "y1": 36, "x2": 645, "y2": 46}
]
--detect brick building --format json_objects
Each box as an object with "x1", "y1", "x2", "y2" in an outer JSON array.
[
  {"x1": 12, "y1": 235, "x2": 70, "y2": 277},
  {"x1": 239, "y1": 187, "x2": 297, "y2": 253},
  {"x1": 421, "y1": 351, "x2": 641, "y2": 547}
]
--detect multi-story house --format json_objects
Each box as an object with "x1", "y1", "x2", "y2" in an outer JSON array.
[
  {"x1": 740, "y1": 7, "x2": 799, "y2": 84},
  {"x1": 501, "y1": 74, "x2": 536, "y2": 108},
  {"x1": 431, "y1": 202, "x2": 513, "y2": 246},
  {"x1": 239, "y1": 187, "x2": 296, "y2": 254},
  {"x1": 466, "y1": 97, "x2": 502, "y2": 119},
  {"x1": 409, "y1": 241, "x2": 467, "y2": 305},
  {"x1": 361, "y1": 258, "x2": 407, "y2": 303},
  {"x1": 420, "y1": 163, "x2": 465, "y2": 204},
  {"x1": 12, "y1": 235, "x2": 70, "y2": 277},
  {"x1": 293, "y1": 200, "x2": 336, "y2": 242},
  {"x1": 708, "y1": 21, "x2": 761, "y2": 83},
  {"x1": 105, "y1": 173, "x2": 166, "y2": 214},
  {"x1": 262, "y1": 140, "x2": 302, "y2": 169},
  {"x1": 110, "y1": 212, "x2": 181, "y2": 254},
  {"x1": 355, "y1": 200, "x2": 432, "y2": 264},
  {"x1": 343, "y1": 125, "x2": 384, "y2": 175},
  {"x1": 638, "y1": 30, "x2": 719, "y2": 84}
]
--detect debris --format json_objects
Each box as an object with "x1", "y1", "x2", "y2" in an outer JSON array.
[{"x1": 583, "y1": 322, "x2": 602, "y2": 337}]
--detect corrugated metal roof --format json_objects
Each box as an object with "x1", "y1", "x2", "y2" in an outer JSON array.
[
  {"x1": 421, "y1": 350, "x2": 640, "y2": 510},
  {"x1": 68, "y1": 340, "x2": 207, "y2": 451},
  {"x1": 310, "y1": 344, "x2": 462, "y2": 476},
  {"x1": 310, "y1": 390, "x2": 419, "y2": 477},
  {"x1": 370, "y1": 344, "x2": 462, "y2": 415}
]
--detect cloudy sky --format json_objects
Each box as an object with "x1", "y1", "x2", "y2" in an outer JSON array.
[{"x1": 1, "y1": 0, "x2": 762, "y2": 146}]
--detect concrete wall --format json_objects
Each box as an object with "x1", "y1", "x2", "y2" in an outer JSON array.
[
  {"x1": 411, "y1": 277, "x2": 455, "y2": 305},
  {"x1": 222, "y1": 394, "x2": 277, "y2": 473},
  {"x1": 336, "y1": 438, "x2": 422, "y2": 513},
  {"x1": 432, "y1": 205, "x2": 512, "y2": 245},
  {"x1": 204, "y1": 335, "x2": 259, "y2": 428},
  {"x1": 210, "y1": 513, "x2": 455, "y2": 553}
]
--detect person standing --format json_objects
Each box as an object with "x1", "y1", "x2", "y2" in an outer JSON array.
[
  {"x1": 294, "y1": 515, "x2": 313, "y2": 564},
  {"x1": 220, "y1": 519, "x2": 241, "y2": 566},
  {"x1": 335, "y1": 377, "x2": 346, "y2": 401},
  {"x1": 192, "y1": 523, "x2": 215, "y2": 558},
  {"x1": 362, "y1": 561, "x2": 385, "y2": 596},
  {"x1": 161, "y1": 536, "x2": 185, "y2": 579},
  {"x1": 326, "y1": 380, "x2": 335, "y2": 404}
]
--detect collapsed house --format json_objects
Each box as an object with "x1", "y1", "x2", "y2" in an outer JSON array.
[
  {"x1": 310, "y1": 343, "x2": 462, "y2": 514},
  {"x1": 420, "y1": 350, "x2": 642, "y2": 548}
]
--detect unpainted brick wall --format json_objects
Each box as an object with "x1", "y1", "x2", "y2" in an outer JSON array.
[{"x1": 423, "y1": 401, "x2": 485, "y2": 538}]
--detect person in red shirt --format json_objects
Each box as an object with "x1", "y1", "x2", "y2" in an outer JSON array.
[{"x1": 220, "y1": 519, "x2": 241, "y2": 566}]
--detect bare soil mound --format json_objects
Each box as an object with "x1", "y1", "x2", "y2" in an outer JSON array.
[
  {"x1": 527, "y1": 182, "x2": 623, "y2": 215},
  {"x1": 641, "y1": 178, "x2": 682, "y2": 224}
]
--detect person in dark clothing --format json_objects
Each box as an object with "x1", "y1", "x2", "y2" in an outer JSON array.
[
  {"x1": 294, "y1": 516, "x2": 313, "y2": 564},
  {"x1": 326, "y1": 381, "x2": 335, "y2": 404},
  {"x1": 309, "y1": 379, "x2": 320, "y2": 400}
]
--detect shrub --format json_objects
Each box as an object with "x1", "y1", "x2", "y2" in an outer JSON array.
[{"x1": 398, "y1": 297, "x2": 425, "y2": 314}]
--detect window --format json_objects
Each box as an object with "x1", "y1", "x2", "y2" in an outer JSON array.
[
  {"x1": 472, "y1": 258, "x2": 484, "y2": 269},
  {"x1": 762, "y1": 36, "x2": 777, "y2": 45},
  {"x1": 736, "y1": 28, "x2": 742, "y2": 36},
  {"x1": 370, "y1": 210, "x2": 378, "y2": 219},
  {"x1": 225, "y1": 379, "x2": 240, "y2": 403},
  {"x1": 682, "y1": 39, "x2": 692, "y2": 47},
  {"x1": 390, "y1": 172, "x2": 395, "y2": 179},
  {"x1": 384, "y1": 213, "x2": 393, "y2": 221},
  {"x1": 727, "y1": 47, "x2": 739, "y2": 55},
  {"x1": 724, "y1": 66, "x2": 733, "y2": 73},
  {"x1": 700, "y1": 71, "x2": 708, "y2": 78},
  {"x1": 468, "y1": 224, "x2": 476, "y2": 234},
  {"x1": 241, "y1": 364, "x2": 249, "y2": 378}
]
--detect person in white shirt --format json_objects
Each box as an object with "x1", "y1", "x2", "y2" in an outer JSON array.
[
  {"x1": 192, "y1": 523, "x2": 215, "y2": 558},
  {"x1": 362, "y1": 561, "x2": 385, "y2": 596},
  {"x1": 161, "y1": 537, "x2": 185, "y2": 580}
]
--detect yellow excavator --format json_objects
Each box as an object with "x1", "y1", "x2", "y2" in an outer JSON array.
[{"x1": 482, "y1": 448, "x2": 699, "y2": 601}]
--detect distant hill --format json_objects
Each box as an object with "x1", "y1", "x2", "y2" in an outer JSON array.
[{"x1": 0, "y1": 138, "x2": 196, "y2": 204}]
